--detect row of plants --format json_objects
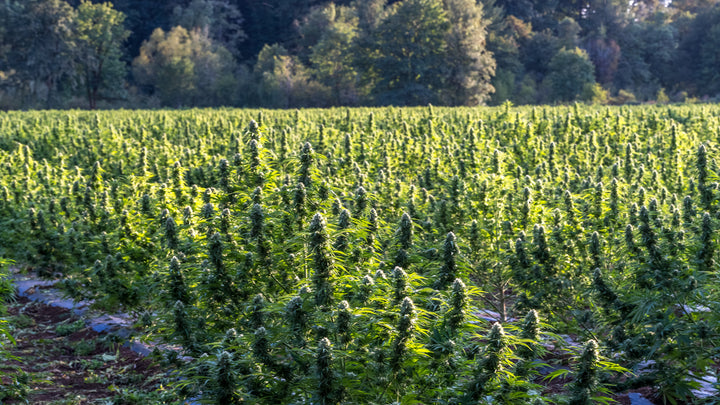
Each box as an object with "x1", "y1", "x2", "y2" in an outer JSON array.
[
  {"x1": 0, "y1": 257, "x2": 26, "y2": 401},
  {"x1": 0, "y1": 104, "x2": 718, "y2": 403}
]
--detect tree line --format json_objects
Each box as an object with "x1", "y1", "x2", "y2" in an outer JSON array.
[{"x1": 1, "y1": 0, "x2": 719, "y2": 109}]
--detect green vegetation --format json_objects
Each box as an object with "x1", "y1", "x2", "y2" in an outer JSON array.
[
  {"x1": 55, "y1": 319, "x2": 86, "y2": 337},
  {"x1": 0, "y1": 105, "x2": 719, "y2": 403},
  {"x1": 3, "y1": 1, "x2": 720, "y2": 108},
  {"x1": 0, "y1": 258, "x2": 24, "y2": 401}
]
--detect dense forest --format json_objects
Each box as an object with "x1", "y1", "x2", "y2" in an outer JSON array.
[{"x1": 1, "y1": 0, "x2": 720, "y2": 109}]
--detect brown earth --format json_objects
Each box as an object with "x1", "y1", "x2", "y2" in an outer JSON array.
[{"x1": 1, "y1": 296, "x2": 169, "y2": 404}]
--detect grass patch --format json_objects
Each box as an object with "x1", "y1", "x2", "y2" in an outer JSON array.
[
  {"x1": 55, "y1": 319, "x2": 85, "y2": 336},
  {"x1": 71, "y1": 339, "x2": 96, "y2": 356}
]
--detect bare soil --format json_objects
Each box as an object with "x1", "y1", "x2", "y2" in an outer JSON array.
[{"x1": 2, "y1": 296, "x2": 168, "y2": 404}]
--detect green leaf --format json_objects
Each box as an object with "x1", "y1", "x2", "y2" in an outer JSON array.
[{"x1": 544, "y1": 368, "x2": 571, "y2": 382}]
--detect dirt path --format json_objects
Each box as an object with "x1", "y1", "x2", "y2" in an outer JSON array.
[{"x1": 2, "y1": 296, "x2": 170, "y2": 404}]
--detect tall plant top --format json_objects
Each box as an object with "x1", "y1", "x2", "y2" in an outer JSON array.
[{"x1": 0, "y1": 104, "x2": 717, "y2": 403}]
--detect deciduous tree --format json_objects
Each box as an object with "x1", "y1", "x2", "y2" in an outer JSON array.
[
  {"x1": 0, "y1": 0, "x2": 76, "y2": 107},
  {"x1": 74, "y1": 1, "x2": 129, "y2": 109},
  {"x1": 171, "y1": 0, "x2": 246, "y2": 59},
  {"x1": 254, "y1": 44, "x2": 330, "y2": 108},
  {"x1": 546, "y1": 47, "x2": 596, "y2": 102},
  {"x1": 442, "y1": 0, "x2": 496, "y2": 105},
  {"x1": 304, "y1": 4, "x2": 361, "y2": 104},
  {"x1": 132, "y1": 26, "x2": 238, "y2": 106}
]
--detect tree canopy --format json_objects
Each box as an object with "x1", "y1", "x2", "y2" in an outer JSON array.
[
  {"x1": 75, "y1": 1, "x2": 129, "y2": 109},
  {"x1": 2, "y1": 0, "x2": 720, "y2": 108},
  {"x1": 132, "y1": 26, "x2": 237, "y2": 107}
]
